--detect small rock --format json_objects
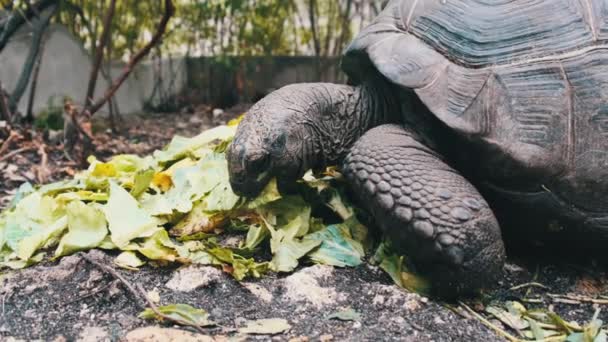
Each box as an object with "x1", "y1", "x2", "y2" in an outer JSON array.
[
  {"x1": 404, "y1": 298, "x2": 421, "y2": 311},
  {"x1": 433, "y1": 316, "x2": 446, "y2": 325},
  {"x1": 22, "y1": 309, "x2": 36, "y2": 319},
  {"x1": 242, "y1": 283, "x2": 273, "y2": 303},
  {"x1": 146, "y1": 288, "x2": 161, "y2": 304},
  {"x1": 282, "y1": 265, "x2": 343, "y2": 308},
  {"x1": 165, "y1": 265, "x2": 223, "y2": 292},
  {"x1": 372, "y1": 294, "x2": 385, "y2": 306},
  {"x1": 124, "y1": 326, "x2": 214, "y2": 342},
  {"x1": 77, "y1": 326, "x2": 108, "y2": 342},
  {"x1": 319, "y1": 334, "x2": 333, "y2": 342}
]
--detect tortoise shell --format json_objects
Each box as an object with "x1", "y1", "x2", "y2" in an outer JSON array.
[{"x1": 343, "y1": 0, "x2": 608, "y2": 213}]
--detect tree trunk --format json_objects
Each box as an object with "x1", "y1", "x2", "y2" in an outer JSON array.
[
  {"x1": 8, "y1": 4, "x2": 57, "y2": 115},
  {"x1": 83, "y1": 0, "x2": 117, "y2": 110},
  {"x1": 0, "y1": 0, "x2": 58, "y2": 52},
  {"x1": 307, "y1": 0, "x2": 321, "y2": 80},
  {"x1": 25, "y1": 28, "x2": 50, "y2": 122},
  {"x1": 0, "y1": 81, "x2": 11, "y2": 122}
]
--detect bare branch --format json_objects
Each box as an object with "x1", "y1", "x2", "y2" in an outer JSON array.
[
  {"x1": 87, "y1": 0, "x2": 175, "y2": 116},
  {"x1": 0, "y1": 81, "x2": 11, "y2": 122},
  {"x1": 0, "y1": 0, "x2": 58, "y2": 52},
  {"x1": 82, "y1": 0, "x2": 116, "y2": 109},
  {"x1": 8, "y1": 3, "x2": 57, "y2": 114}
]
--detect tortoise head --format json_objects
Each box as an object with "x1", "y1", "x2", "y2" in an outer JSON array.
[{"x1": 227, "y1": 87, "x2": 313, "y2": 197}]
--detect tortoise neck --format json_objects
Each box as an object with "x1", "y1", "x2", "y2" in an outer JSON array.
[{"x1": 307, "y1": 81, "x2": 400, "y2": 168}]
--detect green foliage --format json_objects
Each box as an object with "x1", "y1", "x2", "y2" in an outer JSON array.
[
  {"x1": 34, "y1": 96, "x2": 65, "y2": 131},
  {"x1": 56, "y1": 0, "x2": 382, "y2": 58}
]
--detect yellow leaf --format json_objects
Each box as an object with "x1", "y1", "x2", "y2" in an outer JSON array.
[{"x1": 153, "y1": 173, "x2": 173, "y2": 192}]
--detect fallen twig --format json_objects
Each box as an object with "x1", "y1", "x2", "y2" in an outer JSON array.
[
  {"x1": 0, "y1": 130, "x2": 20, "y2": 155},
  {"x1": 459, "y1": 302, "x2": 520, "y2": 342},
  {"x1": 0, "y1": 145, "x2": 36, "y2": 162},
  {"x1": 80, "y1": 252, "x2": 146, "y2": 309},
  {"x1": 35, "y1": 140, "x2": 50, "y2": 183},
  {"x1": 509, "y1": 282, "x2": 549, "y2": 291},
  {"x1": 81, "y1": 252, "x2": 209, "y2": 334},
  {"x1": 548, "y1": 294, "x2": 608, "y2": 305},
  {"x1": 61, "y1": 280, "x2": 117, "y2": 306}
]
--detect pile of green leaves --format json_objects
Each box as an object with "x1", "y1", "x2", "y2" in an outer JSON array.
[{"x1": 0, "y1": 120, "x2": 386, "y2": 281}]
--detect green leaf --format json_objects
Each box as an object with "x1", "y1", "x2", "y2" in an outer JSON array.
[
  {"x1": 114, "y1": 251, "x2": 145, "y2": 269},
  {"x1": 164, "y1": 154, "x2": 229, "y2": 213},
  {"x1": 327, "y1": 308, "x2": 361, "y2": 322},
  {"x1": 138, "y1": 303, "x2": 215, "y2": 327},
  {"x1": 486, "y1": 305, "x2": 529, "y2": 332},
  {"x1": 18, "y1": 215, "x2": 68, "y2": 261},
  {"x1": 373, "y1": 241, "x2": 430, "y2": 294},
  {"x1": 238, "y1": 318, "x2": 291, "y2": 335},
  {"x1": 54, "y1": 201, "x2": 108, "y2": 257},
  {"x1": 207, "y1": 246, "x2": 268, "y2": 280},
  {"x1": 103, "y1": 181, "x2": 159, "y2": 248},
  {"x1": 270, "y1": 238, "x2": 321, "y2": 272},
  {"x1": 154, "y1": 125, "x2": 236, "y2": 163},
  {"x1": 171, "y1": 201, "x2": 227, "y2": 237},
  {"x1": 137, "y1": 229, "x2": 178, "y2": 262},
  {"x1": 243, "y1": 224, "x2": 269, "y2": 250},
  {"x1": 305, "y1": 224, "x2": 364, "y2": 267},
  {"x1": 131, "y1": 168, "x2": 155, "y2": 198},
  {"x1": 8, "y1": 182, "x2": 34, "y2": 209},
  {"x1": 527, "y1": 317, "x2": 546, "y2": 341},
  {"x1": 245, "y1": 178, "x2": 281, "y2": 209}
]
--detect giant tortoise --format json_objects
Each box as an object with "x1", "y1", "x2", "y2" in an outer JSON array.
[{"x1": 227, "y1": 0, "x2": 608, "y2": 295}]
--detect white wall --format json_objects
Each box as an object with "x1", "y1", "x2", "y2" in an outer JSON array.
[{"x1": 0, "y1": 23, "x2": 186, "y2": 116}]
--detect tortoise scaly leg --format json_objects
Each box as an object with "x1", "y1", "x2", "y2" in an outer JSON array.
[{"x1": 343, "y1": 124, "x2": 505, "y2": 296}]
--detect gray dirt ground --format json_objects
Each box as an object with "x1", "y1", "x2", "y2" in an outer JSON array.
[{"x1": 1, "y1": 248, "x2": 607, "y2": 341}]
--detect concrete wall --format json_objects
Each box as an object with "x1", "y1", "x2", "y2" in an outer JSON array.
[
  {"x1": 0, "y1": 24, "x2": 186, "y2": 116},
  {"x1": 185, "y1": 56, "x2": 343, "y2": 108},
  {"x1": 0, "y1": 23, "x2": 345, "y2": 116}
]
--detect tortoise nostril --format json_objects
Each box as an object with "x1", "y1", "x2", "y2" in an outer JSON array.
[{"x1": 247, "y1": 153, "x2": 270, "y2": 172}]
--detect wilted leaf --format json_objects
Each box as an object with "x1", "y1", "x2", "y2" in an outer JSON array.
[
  {"x1": 373, "y1": 241, "x2": 430, "y2": 294},
  {"x1": 104, "y1": 182, "x2": 159, "y2": 248},
  {"x1": 8, "y1": 182, "x2": 34, "y2": 208},
  {"x1": 171, "y1": 201, "x2": 227, "y2": 237},
  {"x1": 243, "y1": 224, "x2": 269, "y2": 250},
  {"x1": 327, "y1": 308, "x2": 361, "y2": 322},
  {"x1": 152, "y1": 172, "x2": 173, "y2": 192},
  {"x1": 207, "y1": 246, "x2": 268, "y2": 280},
  {"x1": 270, "y1": 238, "x2": 320, "y2": 272},
  {"x1": 486, "y1": 305, "x2": 529, "y2": 332},
  {"x1": 137, "y1": 229, "x2": 178, "y2": 262},
  {"x1": 131, "y1": 168, "x2": 155, "y2": 198},
  {"x1": 54, "y1": 201, "x2": 108, "y2": 257},
  {"x1": 114, "y1": 251, "x2": 145, "y2": 269},
  {"x1": 138, "y1": 303, "x2": 215, "y2": 327},
  {"x1": 154, "y1": 125, "x2": 236, "y2": 163},
  {"x1": 238, "y1": 318, "x2": 291, "y2": 335},
  {"x1": 245, "y1": 178, "x2": 281, "y2": 209},
  {"x1": 305, "y1": 224, "x2": 364, "y2": 267}
]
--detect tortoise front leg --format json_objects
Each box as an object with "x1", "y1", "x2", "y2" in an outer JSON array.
[{"x1": 343, "y1": 124, "x2": 505, "y2": 296}]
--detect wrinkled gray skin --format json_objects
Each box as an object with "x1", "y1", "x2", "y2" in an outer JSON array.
[
  {"x1": 228, "y1": 0, "x2": 608, "y2": 297},
  {"x1": 227, "y1": 79, "x2": 505, "y2": 296}
]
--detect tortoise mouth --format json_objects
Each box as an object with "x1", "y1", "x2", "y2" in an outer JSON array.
[{"x1": 229, "y1": 170, "x2": 272, "y2": 198}]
